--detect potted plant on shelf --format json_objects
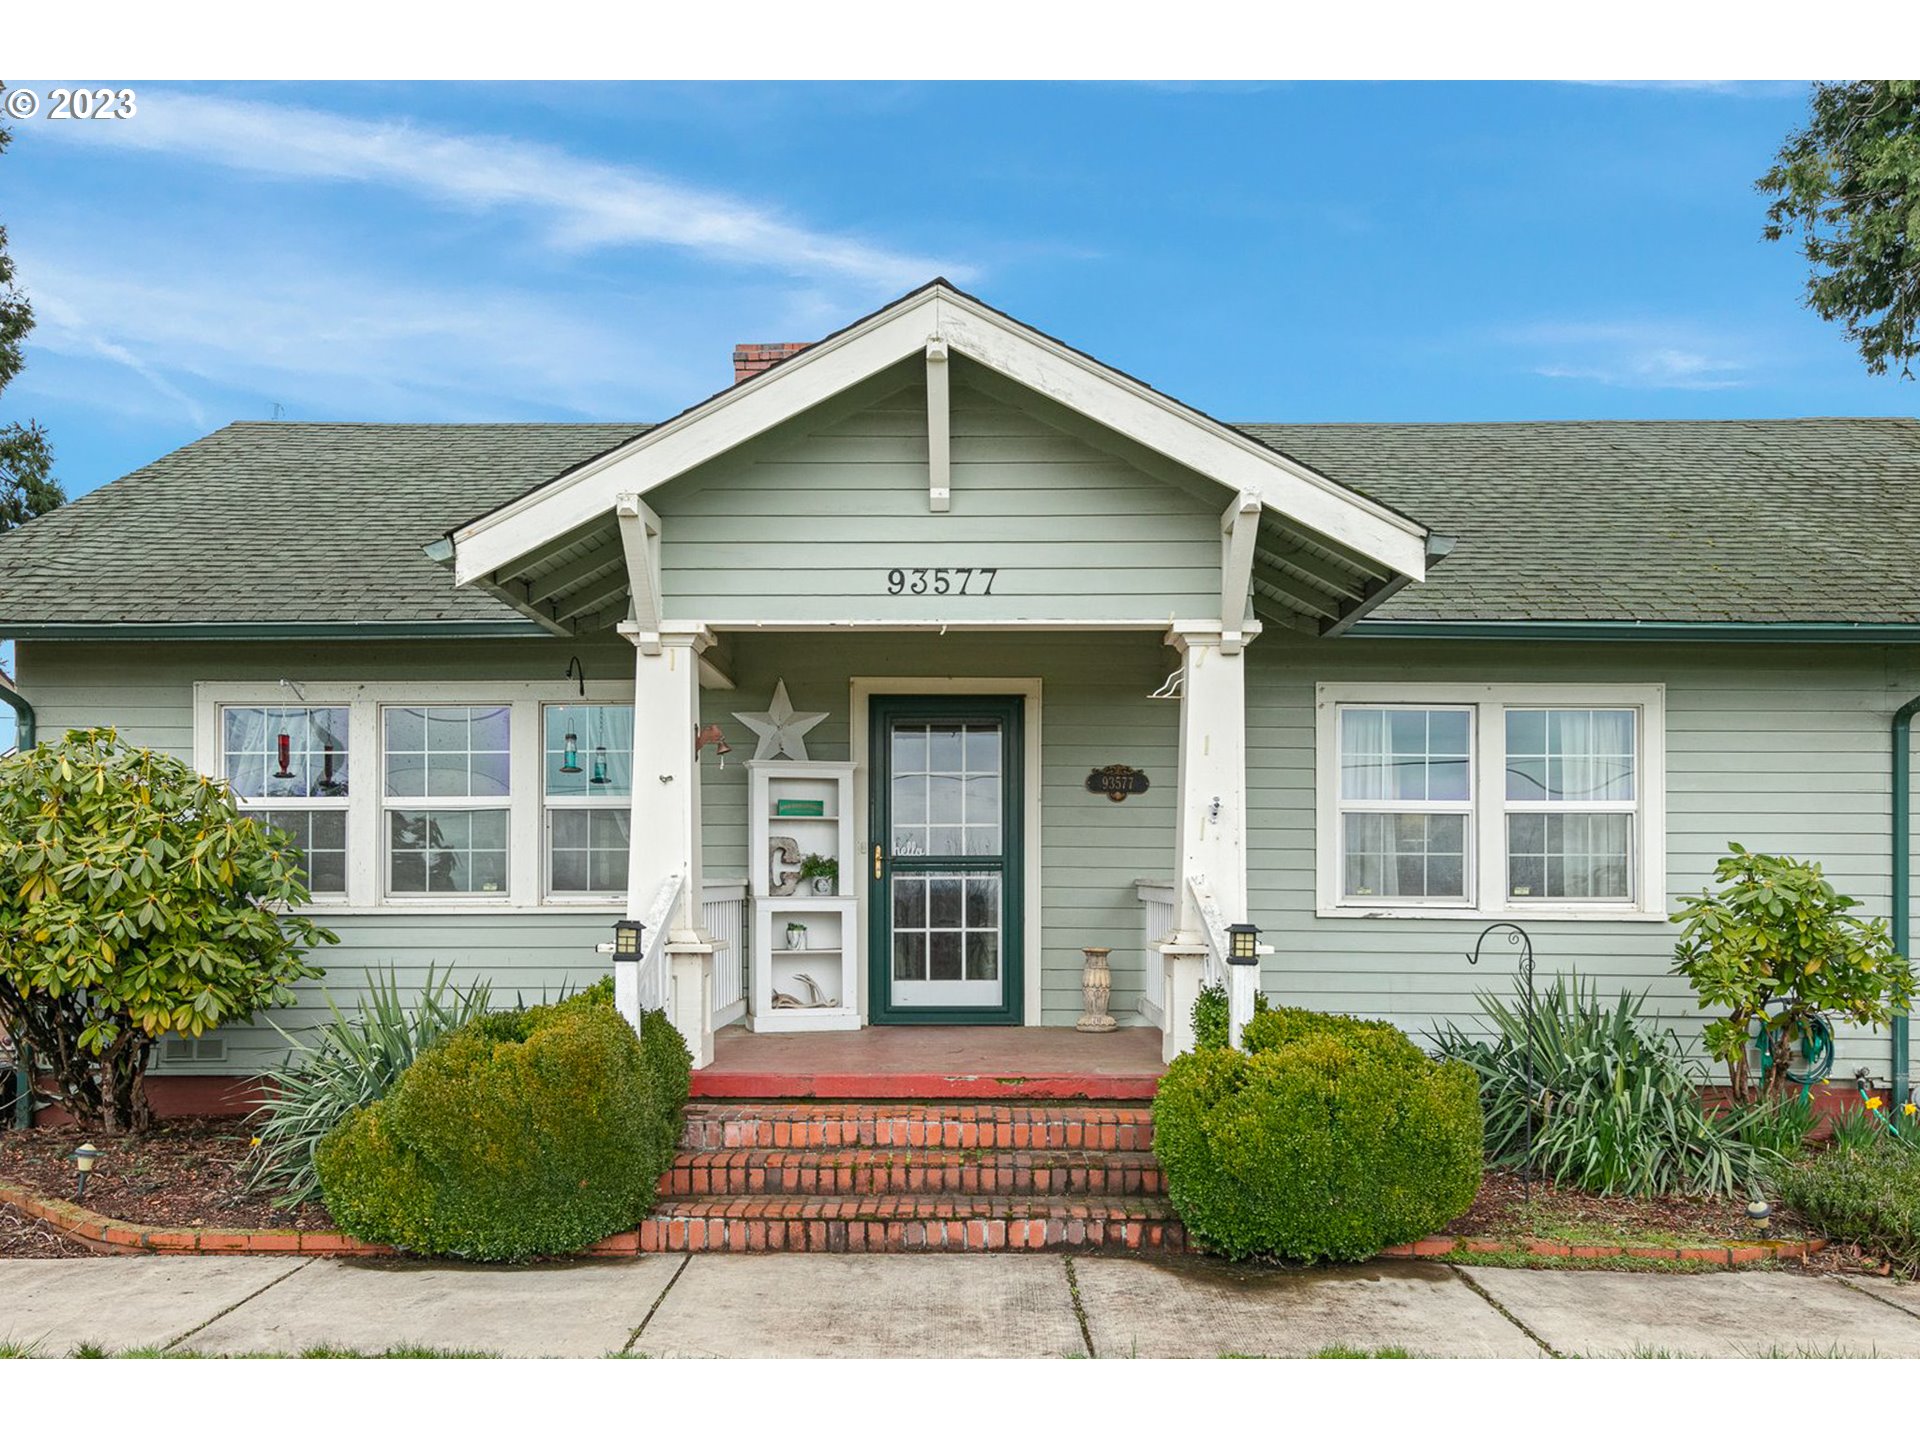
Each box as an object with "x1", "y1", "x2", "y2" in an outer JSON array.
[
  {"x1": 785, "y1": 921, "x2": 809, "y2": 951},
  {"x1": 798, "y1": 853, "x2": 839, "y2": 896}
]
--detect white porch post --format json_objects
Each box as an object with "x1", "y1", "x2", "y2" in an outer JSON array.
[
  {"x1": 1162, "y1": 622, "x2": 1252, "y2": 1061},
  {"x1": 621, "y1": 619, "x2": 717, "y2": 1068}
]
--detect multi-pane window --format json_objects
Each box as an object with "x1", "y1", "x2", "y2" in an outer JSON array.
[
  {"x1": 1336, "y1": 706, "x2": 1472, "y2": 902},
  {"x1": 220, "y1": 706, "x2": 350, "y2": 895},
  {"x1": 1319, "y1": 686, "x2": 1659, "y2": 917},
  {"x1": 887, "y1": 721, "x2": 1002, "y2": 858},
  {"x1": 543, "y1": 704, "x2": 634, "y2": 896},
  {"x1": 382, "y1": 705, "x2": 512, "y2": 896},
  {"x1": 1504, "y1": 709, "x2": 1637, "y2": 901}
]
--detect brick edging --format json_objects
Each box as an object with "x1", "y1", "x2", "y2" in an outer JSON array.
[
  {"x1": 1379, "y1": 1233, "x2": 1829, "y2": 1266},
  {"x1": 1, "y1": 1181, "x2": 1830, "y2": 1267}
]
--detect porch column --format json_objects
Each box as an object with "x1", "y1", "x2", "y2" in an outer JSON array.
[
  {"x1": 622, "y1": 619, "x2": 717, "y2": 1068},
  {"x1": 1162, "y1": 622, "x2": 1251, "y2": 1060}
]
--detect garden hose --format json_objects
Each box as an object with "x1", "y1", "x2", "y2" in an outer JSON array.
[{"x1": 1755, "y1": 1008, "x2": 1835, "y2": 1089}]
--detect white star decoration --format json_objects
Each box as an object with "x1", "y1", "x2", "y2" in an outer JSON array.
[{"x1": 733, "y1": 679, "x2": 828, "y2": 762}]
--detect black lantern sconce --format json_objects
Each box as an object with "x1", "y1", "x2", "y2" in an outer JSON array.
[
  {"x1": 1227, "y1": 922, "x2": 1261, "y2": 965},
  {"x1": 613, "y1": 919, "x2": 644, "y2": 958}
]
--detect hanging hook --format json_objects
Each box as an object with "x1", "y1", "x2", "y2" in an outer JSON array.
[{"x1": 565, "y1": 656, "x2": 586, "y2": 698}]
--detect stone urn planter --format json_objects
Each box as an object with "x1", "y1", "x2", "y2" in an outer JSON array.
[{"x1": 1075, "y1": 946, "x2": 1116, "y2": 1033}]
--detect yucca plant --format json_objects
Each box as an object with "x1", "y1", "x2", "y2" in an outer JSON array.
[
  {"x1": 248, "y1": 967, "x2": 492, "y2": 1207},
  {"x1": 1431, "y1": 973, "x2": 1771, "y2": 1199}
]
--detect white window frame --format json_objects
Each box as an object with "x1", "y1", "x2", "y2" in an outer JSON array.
[
  {"x1": 194, "y1": 680, "x2": 633, "y2": 915},
  {"x1": 1331, "y1": 703, "x2": 1478, "y2": 910},
  {"x1": 540, "y1": 701, "x2": 637, "y2": 905},
  {"x1": 212, "y1": 702, "x2": 354, "y2": 899},
  {"x1": 1315, "y1": 682, "x2": 1666, "y2": 922}
]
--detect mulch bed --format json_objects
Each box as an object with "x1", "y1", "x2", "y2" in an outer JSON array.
[
  {"x1": 1457, "y1": 1168, "x2": 1811, "y2": 1247},
  {"x1": 0, "y1": 1118, "x2": 333, "y2": 1256}
]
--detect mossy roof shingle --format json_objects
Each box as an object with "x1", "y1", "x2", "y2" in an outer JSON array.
[{"x1": 2, "y1": 415, "x2": 1916, "y2": 628}]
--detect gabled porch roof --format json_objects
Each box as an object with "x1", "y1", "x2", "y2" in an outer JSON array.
[{"x1": 441, "y1": 280, "x2": 1440, "y2": 642}]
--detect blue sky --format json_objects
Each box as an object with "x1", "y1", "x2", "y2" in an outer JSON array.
[{"x1": 2, "y1": 79, "x2": 1913, "y2": 508}]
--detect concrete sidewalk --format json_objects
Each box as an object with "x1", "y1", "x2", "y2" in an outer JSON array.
[{"x1": 6, "y1": 1253, "x2": 1920, "y2": 1358}]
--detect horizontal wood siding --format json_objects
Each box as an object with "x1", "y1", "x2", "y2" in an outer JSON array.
[
  {"x1": 15, "y1": 634, "x2": 1920, "y2": 1082},
  {"x1": 1251, "y1": 637, "x2": 1919, "y2": 1082},
  {"x1": 701, "y1": 632, "x2": 1178, "y2": 1026},
  {"x1": 651, "y1": 359, "x2": 1225, "y2": 626}
]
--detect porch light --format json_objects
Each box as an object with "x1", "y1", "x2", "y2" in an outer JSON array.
[
  {"x1": 560, "y1": 730, "x2": 582, "y2": 774},
  {"x1": 1227, "y1": 922, "x2": 1261, "y2": 965},
  {"x1": 69, "y1": 1142, "x2": 102, "y2": 1202},
  {"x1": 273, "y1": 732, "x2": 295, "y2": 779},
  {"x1": 613, "y1": 919, "x2": 644, "y2": 957},
  {"x1": 590, "y1": 745, "x2": 610, "y2": 785}
]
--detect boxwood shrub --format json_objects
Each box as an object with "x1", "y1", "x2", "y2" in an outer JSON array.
[
  {"x1": 1154, "y1": 1005, "x2": 1483, "y2": 1261},
  {"x1": 316, "y1": 983, "x2": 691, "y2": 1260},
  {"x1": 1776, "y1": 1137, "x2": 1920, "y2": 1275}
]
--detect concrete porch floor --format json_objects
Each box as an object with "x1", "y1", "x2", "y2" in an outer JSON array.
[{"x1": 690, "y1": 1024, "x2": 1166, "y2": 1100}]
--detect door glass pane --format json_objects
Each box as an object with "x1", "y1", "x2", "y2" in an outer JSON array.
[
  {"x1": 891, "y1": 870, "x2": 1002, "y2": 990},
  {"x1": 889, "y1": 718, "x2": 1004, "y2": 859}
]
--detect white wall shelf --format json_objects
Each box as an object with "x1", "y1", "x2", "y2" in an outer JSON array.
[{"x1": 746, "y1": 761, "x2": 860, "y2": 1032}]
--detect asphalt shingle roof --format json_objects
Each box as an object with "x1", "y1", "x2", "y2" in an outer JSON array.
[{"x1": 2, "y1": 415, "x2": 1916, "y2": 628}]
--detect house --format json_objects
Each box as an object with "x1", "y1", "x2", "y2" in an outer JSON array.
[{"x1": 4, "y1": 279, "x2": 1919, "y2": 1114}]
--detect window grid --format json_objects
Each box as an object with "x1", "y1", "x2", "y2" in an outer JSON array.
[
  {"x1": 380, "y1": 704, "x2": 512, "y2": 900},
  {"x1": 1502, "y1": 707, "x2": 1639, "y2": 904},
  {"x1": 542, "y1": 703, "x2": 635, "y2": 898},
  {"x1": 1335, "y1": 704, "x2": 1475, "y2": 905},
  {"x1": 218, "y1": 706, "x2": 351, "y2": 897}
]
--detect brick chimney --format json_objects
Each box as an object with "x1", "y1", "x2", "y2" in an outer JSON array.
[{"x1": 733, "y1": 342, "x2": 810, "y2": 384}]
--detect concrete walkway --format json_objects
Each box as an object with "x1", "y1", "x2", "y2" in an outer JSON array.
[{"x1": 6, "y1": 1254, "x2": 1920, "y2": 1358}]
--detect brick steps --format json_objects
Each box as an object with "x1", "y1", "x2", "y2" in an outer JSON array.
[
  {"x1": 680, "y1": 1102, "x2": 1156, "y2": 1153},
  {"x1": 635, "y1": 1195, "x2": 1185, "y2": 1254},
  {"x1": 648, "y1": 1099, "x2": 1177, "y2": 1252},
  {"x1": 662, "y1": 1147, "x2": 1164, "y2": 1198}
]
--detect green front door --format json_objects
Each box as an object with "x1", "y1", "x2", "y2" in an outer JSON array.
[{"x1": 868, "y1": 695, "x2": 1024, "y2": 1025}]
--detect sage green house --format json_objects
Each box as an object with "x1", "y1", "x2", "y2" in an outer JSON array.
[{"x1": 3, "y1": 280, "x2": 1918, "y2": 1100}]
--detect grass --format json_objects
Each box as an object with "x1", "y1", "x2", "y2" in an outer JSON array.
[{"x1": 1448, "y1": 1247, "x2": 1764, "y2": 1275}]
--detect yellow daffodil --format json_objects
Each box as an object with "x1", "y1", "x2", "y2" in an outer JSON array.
[
  {"x1": 249, "y1": 1135, "x2": 262, "y2": 1147},
  {"x1": 1865, "y1": 1096, "x2": 1884, "y2": 1111},
  {"x1": 1905, "y1": 1103, "x2": 1917, "y2": 1117}
]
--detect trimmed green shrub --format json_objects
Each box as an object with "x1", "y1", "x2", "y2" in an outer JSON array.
[
  {"x1": 1777, "y1": 1139, "x2": 1920, "y2": 1275},
  {"x1": 316, "y1": 988, "x2": 691, "y2": 1260},
  {"x1": 1190, "y1": 982, "x2": 1268, "y2": 1051},
  {"x1": 249, "y1": 967, "x2": 494, "y2": 1207},
  {"x1": 1155, "y1": 1005, "x2": 1483, "y2": 1261},
  {"x1": 1431, "y1": 974, "x2": 1771, "y2": 1198}
]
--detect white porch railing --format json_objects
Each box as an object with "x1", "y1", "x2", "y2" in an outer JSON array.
[
  {"x1": 702, "y1": 879, "x2": 748, "y2": 1026},
  {"x1": 1187, "y1": 874, "x2": 1258, "y2": 1049},
  {"x1": 614, "y1": 871, "x2": 684, "y2": 1025},
  {"x1": 1134, "y1": 880, "x2": 1175, "y2": 1028}
]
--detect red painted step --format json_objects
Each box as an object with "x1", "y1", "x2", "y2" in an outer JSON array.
[
  {"x1": 637, "y1": 1195, "x2": 1186, "y2": 1253},
  {"x1": 662, "y1": 1148, "x2": 1164, "y2": 1199},
  {"x1": 680, "y1": 1102, "x2": 1157, "y2": 1154}
]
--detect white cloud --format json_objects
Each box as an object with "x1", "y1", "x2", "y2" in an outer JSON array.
[
  {"x1": 1509, "y1": 320, "x2": 1750, "y2": 391},
  {"x1": 31, "y1": 89, "x2": 963, "y2": 290}
]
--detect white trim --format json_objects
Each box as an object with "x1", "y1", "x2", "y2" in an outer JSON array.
[
  {"x1": 925, "y1": 336, "x2": 951, "y2": 513},
  {"x1": 450, "y1": 284, "x2": 1427, "y2": 588},
  {"x1": 1313, "y1": 681, "x2": 1668, "y2": 922},
  {"x1": 849, "y1": 676, "x2": 1045, "y2": 1028},
  {"x1": 195, "y1": 680, "x2": 634, "y2": 913}
]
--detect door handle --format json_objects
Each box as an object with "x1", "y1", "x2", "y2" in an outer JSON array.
[{"x1": 873, "y1": 843, "x2": 884, "y2": 880}]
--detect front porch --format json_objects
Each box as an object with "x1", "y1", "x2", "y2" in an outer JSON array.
[{"x1": 689, "y1": 1022, "x2": 1166, "y2": 1100}]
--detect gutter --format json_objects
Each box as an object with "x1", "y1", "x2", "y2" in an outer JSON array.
[
  {"x1": 1350, "y1": 620, "x2": 1920, "y2": 644},
  {"x1": 0, "y1": 621, "x2": 550, "y2": 641},
  {"x1": 1894, "y1": 695, "x2": 1920, "y2": 1105}
]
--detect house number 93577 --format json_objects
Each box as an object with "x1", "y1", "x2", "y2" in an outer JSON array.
[{"x1": 884, "y1": 567, "x2": 998, "y2": 596}]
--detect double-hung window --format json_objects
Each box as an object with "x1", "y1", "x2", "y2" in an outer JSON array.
[
  {"x1": 1318, "y1": 684, "x2": 1664, "y2": 919},
  {"x1": 1335, "y1": 706, "x2": 1473, "y2": 904},
  {"x1": 218, "y1": 705, "x2": 351, "y2": 896},
  {"x1": 382, "y1": 704, "x2": 512, "y2": 897},
  {"x1": 543, "y1": 703, "x2": 635, "y2": 898}
]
